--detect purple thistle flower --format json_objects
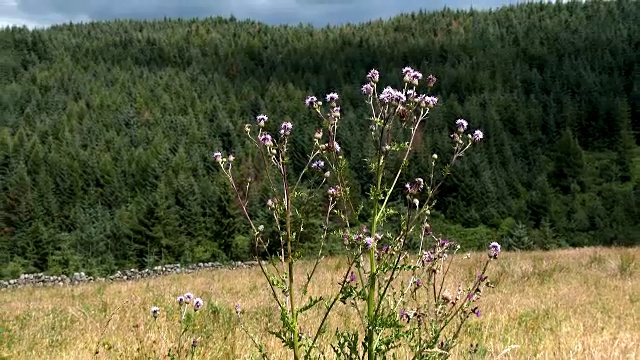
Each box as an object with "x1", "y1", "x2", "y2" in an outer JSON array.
[
  {"x1": 379, "y1": 86, "x2": 405, "y2": 104},
  {"x1": 364, "y1": 236, "x2": 373, "y2": 249},
  {"x1": 426, "y1": 74, "x2": 437, "y2": 87},
  {"x1": 328, "y1": 187, "x2": 339, "y2": 197},
  {"x1": 415, "y1": 279, "x2": 423, "y2": 288},
  {"x1": 151, "y1": 306, "x2": 160, "y2": 318},
  {"x1": 311, "y1": 160, "x2": 325, "y2": 170},
  {"x1": 280, "y1": 122, "x2": 293, "y2": 136},
  {"x1": 440, "y1": 239, "x2": 449, "y2": 247},
  {"x1": 422, "y1": 251, "x2": 434, "y2": 264},
  {"x1": 366, "y1": 69, "x2": 379, "y2": 83},
  {"x1": 256, "y1": 114, "x2": 268, "y2": 127},
  {"x1": 259, "y1": 133, "x2": 273, "y2": 147},
  {"x1": 193, "y1": 298, "x2": 204, "y2": 311},
  {"x1": 191, "y1": 338, "x2": 198, "y2": 348},
  {"x1": 456, "y1": 119, "x2": 468, "y2": 132},
  {"x1": 478, "y1": 273, "x2": 488, "y2": 282},
  {"x1": 473, "y1": 307, "x2": 482, "y2": 317},
  {"x1": 488, "y1": 242, "x2": 501, "y2": 259},
  {"x1": 305, "y1": 96, "x2": 318, "y2": 108},
  {"x1": 184, "y1": 293, "x2": 194, "y2": 303},
  {"x1": 326, "y1": 92, "x2": 339, "y2": 103},
  {"x1": 361, "y1": 83, "x2": 374, "y2": 95},
  {"x1": 352, "y1": 233, "x2": 363, "y2": 243},
  {"x1": 267, "y1": 198, "x2": 275, "y2": 208},
  {"x1": 330, "y1": 141, "x2": 341, "y2": 153},
  {"x1": 472, "y1": 129, "x2": 484, "y2": 142},
  {"x1": 348, "y1": 271, "x2": 356, "y2": 284},
  {"x1": 329, "y1": 107, "x2": 341, "y2": 120},
  {"x1": 212, "y1": 152, "x2": 222, "y2": 162},
  {"x1": 424, "y1": 96, "x2": 438, "y2": 108},
  {"x1": 234, "y1": 303, "x2": 242, "y2": 315},
  {"x1": 404, "y1": 178, "x2": 424, "y2": 195},
  {"x1": 176, "y1": 296, "x2": 185, "y2": 305}
]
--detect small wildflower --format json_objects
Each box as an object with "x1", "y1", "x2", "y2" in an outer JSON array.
[
  {"x1": 326, "y1": 92, "x2": 339, "y2": 103},
  {"x1": 259, "y1": 133, "x2": 273, "y2": 147},
  {"x1": 227, "y1": 154, "x2": 235, "y2": 162},
  {"x1": 258, "y1": 224, "x2": 264, "y2": 232},
  {"x1": 441, "y1": 291, "x2": 453, "y2": 304},
  {"x1": 456, "y1": 119, "x2": 468, "y2": 132},
  {"x1": 472, "y1": 307, "x2": 482, "y2": 317},
  {"x1": 212, "y1": 152, "x2": 222, "y2": 162},
  {"x1": 432, "y1": 153, "x2": 438, "y2": 161},
  {"x1": 184, "y1": 293, "x2": 193, "y2": 303},
  {"x1": 404, "y1": 178, "x2": 424, "y2": 195},
  {"x1": 472, "y1": 129, "x2": 484, "y2": 142},
  {"x1": 314, "y1": 129, "x2": 323, "y2": 140},
  {"x1": 151, "y1": 306, "x2": 160, "y2": 318},
  {"x1": 361, "y1": 83, "x2": 374, "y2": 95},
  {"x1": 176, "y1": 296, "x2": 185, "y2": 305},
  {"x1": 311, "y1": 160, "x2": 324, "y2": 170},
  {"x1": 305, "y1": 96, "x2": 318, "y2": 108},
  {"x1": 379, "y1": 86, "x2": 405, "y2": 104},
  {"x1": 415, "y1": 278, "x2": 423, "y2": 288},
  {"x1": 330, "y1": 141, "x2": 341, "y2": 153},
  {"x1": 329, "y1": 106, "x2": 341, "y2": 120},
  {"x1": 402, "y1": 66, "x2": 423, "y2": 85},
  {"x1": 366, "y1": 69, "x2": 379, "y2": 83},
  {"x1": 191, "y1": 338, "x2": 198, "y2": 348},
  {"x1": 478, "y1": 273, "x2": 488, "y2": 282},
  {"x1": 422, "y1": 251, "x2": 434, "y2": 264},
  {"x1": 426, "y1": 74, "x2": 437, "y2": 87},
  {"x1": 488, "y1": 242, "x2": 501, "y2": 259},
  {"x1": 424, "y1": 96, "x2": 438, "y2": 108},
  {"x1": 193, "y1": 298, "x2": 204, "y2": 311},
  {"x1": 256, "y1": 114, "x2": 268, "y2": 127},
  {"x1": 364, "y1": 236, "x2": 373, "y2": 249},
  {"x1": 235, "y1": 303, "x2": 242, "y2": 315},
  {"x1": 348, "y1": 271, "x2": 356, "y2": 284},
  {"x1": 279, "y1": 122, "x2": 293, "y2": 136},
  {"x1": 267, "y1": 198, "x2": 275, "y2": 209}
]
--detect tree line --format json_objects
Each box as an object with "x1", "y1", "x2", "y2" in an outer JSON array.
[{"x1": 0, "y1": 0, "x2": 639, "y2": 278}]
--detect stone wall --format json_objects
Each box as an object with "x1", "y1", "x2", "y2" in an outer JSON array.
[{"x1": 0, "y1": 261, "x2": 261, "y2": 290}]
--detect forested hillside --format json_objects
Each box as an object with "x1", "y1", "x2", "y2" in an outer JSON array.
[{"x1": 1, "y1": 0, "x2": 639, "y2": 278}]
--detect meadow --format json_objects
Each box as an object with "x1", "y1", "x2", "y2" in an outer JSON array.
[{"x1": 0, "y1": 246, "x2": 638, "y2": 360}]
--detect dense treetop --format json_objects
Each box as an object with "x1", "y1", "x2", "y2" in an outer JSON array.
[{"x1": 0, "y1": 0, "x2": 639, "y2": 278}]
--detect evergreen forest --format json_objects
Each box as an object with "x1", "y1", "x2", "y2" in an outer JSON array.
[{"x1": 1, "y1": 0, "x2": 639, "y2": 278}]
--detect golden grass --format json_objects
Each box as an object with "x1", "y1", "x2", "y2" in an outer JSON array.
[{"x1": 1, "y1": 246, "x2": 638, "y2": 360}]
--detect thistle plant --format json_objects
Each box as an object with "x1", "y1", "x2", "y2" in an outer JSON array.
[{"x1": 214, "y1": 66, "x2": 499, "y2": 359}]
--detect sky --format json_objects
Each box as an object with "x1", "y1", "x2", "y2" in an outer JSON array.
[{"x1": 0, "y1": 0, "x2": 555, "y2": 29}]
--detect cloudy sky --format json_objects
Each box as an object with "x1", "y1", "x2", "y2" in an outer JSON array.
[{"x1": 1, "y1": 0, "x2": 546, "y2": 29}]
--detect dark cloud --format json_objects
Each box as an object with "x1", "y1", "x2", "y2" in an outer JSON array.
[{"x1": 3, "y1": 0, "x2": 530, "y2": 28}]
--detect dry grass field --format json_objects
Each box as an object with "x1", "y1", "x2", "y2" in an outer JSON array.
[{"x1": 0, "y1": 246, "x2": 638, "y2": 360}]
